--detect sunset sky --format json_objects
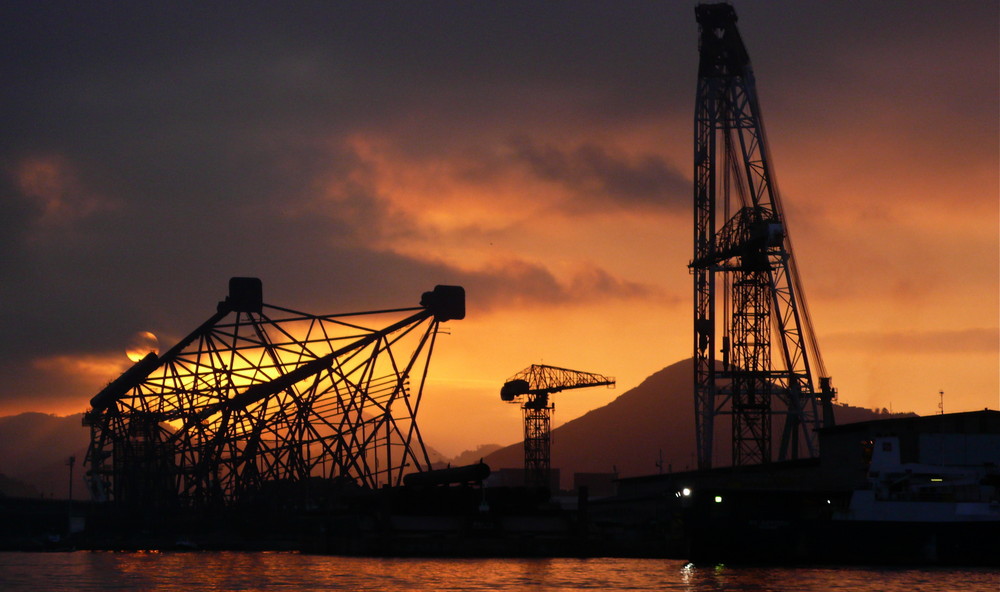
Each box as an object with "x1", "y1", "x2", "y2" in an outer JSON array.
[{"x1": 1, "y1": 1, "x2": 996, "y2": 457}]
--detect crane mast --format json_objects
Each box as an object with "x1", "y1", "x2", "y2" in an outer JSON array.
[
  {"x1": 691, "y1": 3, "x2": 835, "y2": 469},
  {"x1": 501, "y1": 365, "x2": 615, "y2": 490}
]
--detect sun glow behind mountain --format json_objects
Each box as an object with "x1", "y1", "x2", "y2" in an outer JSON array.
[{"x1": 0, "y1": 2, "x2": 995, "y2": 457}]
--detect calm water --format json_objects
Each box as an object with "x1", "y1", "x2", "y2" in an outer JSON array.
[{"x1": 0, "y1": 552, "x2": 997, "y2": 591}]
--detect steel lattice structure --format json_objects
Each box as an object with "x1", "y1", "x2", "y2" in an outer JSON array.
[
  {"x1": 691, "y1": 4, "x2": 835, "y2": 469},
  {"x1": 84, "y1": 278, "x2": 464, "y2": 508},
  {"x1": 501, "y1": 365, "x2": 614, "y2": 489}
]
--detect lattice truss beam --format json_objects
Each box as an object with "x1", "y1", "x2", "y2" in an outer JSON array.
[
  {"x1": 691, "y1": 4, "x2": 833, "y2": 469},
  {"x1": 84, "y1": 279, "x2": 464, "y2": 507}
]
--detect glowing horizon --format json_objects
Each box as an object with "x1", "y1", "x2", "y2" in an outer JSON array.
[{"x1": 0, "y1": 2, "x2": 995, "y2": 459}]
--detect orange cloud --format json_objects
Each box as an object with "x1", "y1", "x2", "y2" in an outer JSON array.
[
  {"x1": 825, "y1": 328, "x2": 999, "y2": 354},
  {"x1": 14, "y1": 156, "x2": 118, "y2": 228},
  {"x1": 32, "y1": 353, "x2": 130, "y2": 383},
  {"x1": 23, "y1": 353, "x2": 135, "y2": 416}
]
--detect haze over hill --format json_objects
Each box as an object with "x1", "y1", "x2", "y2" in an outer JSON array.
[
  {"x1": 482, "y1": 358, "x2": 914, "y2": 488},
  {"x1": 0, "y1": 359, "x2": 913, "y2": 498},
  {"x1": 0, "y1": 412, "x2": 89, "y2": 499}
]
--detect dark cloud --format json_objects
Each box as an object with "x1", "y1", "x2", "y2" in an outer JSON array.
[
  {"x1": 458, "y1": 259, "x2": 660, "y2": 312},
  {"x1": 0, "y1": 2, "x2": 689, "y2": 148},
  {"x1": 0, "y1": 243, "x2": 661, "y2": 411},
  {"x1": 508, "y1": 136, "x2": 689, "y2": 213},
  {"x1": 0, "y1": 1, "x2": 995, "y2": 413}
]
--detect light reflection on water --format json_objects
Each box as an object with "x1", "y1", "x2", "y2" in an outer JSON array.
[{"x1": 0, "y1": 552, "x2": 996, "y2": 592}]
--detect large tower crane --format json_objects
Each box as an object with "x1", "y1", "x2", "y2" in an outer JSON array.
[
  {"x1": 691, "y1": 3, "x2": 835, "y2": 469},
  {"x1": 501, "y1": 365, "x2": 614, "y2": 490}
]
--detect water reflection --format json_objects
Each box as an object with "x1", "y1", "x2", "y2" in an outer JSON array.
[
  {"x1": 0, "y1": 553, "x2": 996, "y2": 592},
  {"x1": 674, "y1": 561, "x2": 998, "y2": 592}
]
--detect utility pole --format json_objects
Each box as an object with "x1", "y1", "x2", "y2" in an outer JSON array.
[
  {"x1": 67, "y1": 455, "x2": 75, "y2": 501},
  {"x1": 66, "y1": 455, "x2": 76, "y2": 536}
]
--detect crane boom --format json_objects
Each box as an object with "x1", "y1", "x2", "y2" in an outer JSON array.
[{"x1": 502, "y1": 364, "x2": 615, "y2": 397}]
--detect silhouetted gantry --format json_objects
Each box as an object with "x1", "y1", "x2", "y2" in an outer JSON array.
[
  {"x1": 84, "y1": 278, "x2": 464, "y2": 509},
  {"x1": 691, "y1": 3, "x2": 835, "y2": 469}
]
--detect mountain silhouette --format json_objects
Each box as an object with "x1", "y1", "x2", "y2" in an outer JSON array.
[
  {"x1": 0, "y1": 359, "x2": 910, "y2": 498},
  {"x1": 482, "y1": 358, "x2": 914, "y2": 488},
  {"x1": 447, "y1": 444, "x2": 503, "y2": 467},
  {"x1": 0, "y1": 412, "x2": 90, "y2": 499},
  {"x1": 0, "y1": 473, "x2": 39, "y2": 498}
]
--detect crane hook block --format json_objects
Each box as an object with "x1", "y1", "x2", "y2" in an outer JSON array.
[
  {"x1": 420, "y1": 285, "x2": 465, "y2": 322},
  {"x1": 501, "y1": 379, "x2": 530, "y2": 401}
]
